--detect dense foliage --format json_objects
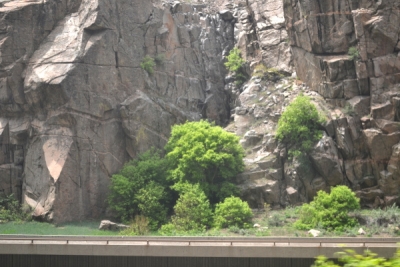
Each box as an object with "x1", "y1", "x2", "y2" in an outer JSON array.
[
  {"x1": 224, "y1": 47, "x2": 247, "y2": 85},
  {"x1": 0, "y1": 194, "x2": 30, "y2": 222},
  {"x1": 108, "y1": 121, "x2": 250, "y2": 234},
  {"x1": 295, "y1": 186, "x2": 360, "y2": 231},
  {"x1": 213, "y1": 196, "x2": 253, "y2": 229},
  {"x1": 167, "y1": 184, "x2": 212, "y2": 232},
  {"x1": 313, "y1": 249, "x2": 400, "y2": 267},
  {"x1": 108, "y1": 149, "x2": 171, "y2": 229},
  {"x1": 165, "y1": 120, "x2": 244, "y2": 204},
  {"x1": 276, "y1": 94, "x2": 325, "y2": 157}
]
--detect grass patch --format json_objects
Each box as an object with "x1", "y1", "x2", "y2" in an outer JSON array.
[
  {"x1": 1, "y1": 206, "x2": 400, "y2": 237},
  {"x1": 0, "y1": 221, "x2": 115, "y2": 236}
]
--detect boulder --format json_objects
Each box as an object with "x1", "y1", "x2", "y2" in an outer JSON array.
[
  {"x1": 99, "y1": 220, "x2": 129, "y2": 231},
  {"x1": 308, "y1": 229, "x2": 321, "y2": 237}
]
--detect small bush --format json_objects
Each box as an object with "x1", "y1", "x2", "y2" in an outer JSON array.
[
  {"x1": 224, "y1": 47, "x2": 247, "y2": 85},
  {"x1": 264, "y1": 203, "x2": 271, "y2": 217},
  {"x1": 342, "y1": 103, "x2": 356, "y2": 116},
  {"x1": 228, "y1": 225, "x2": 240, "y2": 234},
  {"x1": 253, "y1": 64, "x2": 283, "y2": 82},
  {"x1": 268, "y1": 213, "x2": 286, "y2": 227},
  {"x1": 140, "y1": 55, "x2": 156, "y2": 74},
  {"x1": 0, "y1": 194, "x2": 30, "y2": 222},
  {"x1": 225, "y1": 47, "x2": 245, "y2": 73},
  {"x1": 158, "y1": 223, "x2": 177, "y2": 236},
  {"x1": 119, "y1": 215, "x2": 149, "y2": 236},
  {"x1": 276, "y1": 94, "x2": 325, "y2": 157},
  {"x1": 294, "y1": 186, "x2": 360, "y2": 232},
  {"x1": 154, "y1": 54, "x2": 165, "y2": 65},
  {"x1": 169, "y1": 184, "x2": 212, "y2": 232},
  {"x1": 213, "y1": 196, "x2": 253, "y2": 229},
  {"x1": 348, "y1": 46, "x2": 360, "y2": 61},
  {"x1": 313, "y1": 249, "x2": 400, "y2": 267}
]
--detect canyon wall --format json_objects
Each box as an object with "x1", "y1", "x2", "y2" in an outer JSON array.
[
  {"x1": 282, "y1": 0, "x2": 400, "y2": 207},
  {"x1": 2, "y1": 0, "x2": 400, "y2": 222},
  {"x1": 0, "y1": 0, "x2": 234, "y2": 222},
  {"x1": 231, "y1": 0, "x2": 400, "y2": 210}
]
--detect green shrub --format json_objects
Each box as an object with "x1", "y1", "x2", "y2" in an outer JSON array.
[
  {"x1": 253, "y1": 64, "x2": 283, "y2": 81},
  {"x1": 108, "y1": 149, "x2": 171, "y2": 229},
  {"x1": 294, "y1": 186, "x2": 360, "y2": 231},
  {"x1": 0, "y1": 194, "x2": 30, "y2": 222},
  {"x1": 348, "y1": 46, "x2": 360, "y2": 61},
  {"x1": 268, "y1": 213, "x2": 286, "y2": 227},
  {"x1": 140, "y1": 55, "x2": 156, "y2": 74},
  {"x1": 154, "y1": 54, "x2": 165, "y2": 65},
  {"x1": 169, "y1": 184, "x2": 213, "y2": 232},
  {"x1": 165, "y1": 120, "x2": 244, "y2": 204},
  {"x1": 213, "y1": 196, "x2": 253, "y2": 229},
  {"x1": 225, "y1": 47, "x2": 245, "y2": 72},
  {"x1": 313, "y1": 249, "x2": 400, "y2": 267},
  {"x1": 119, "y1": 215, "x2": 149, "y2": 236},
  {"x1": 158, "y1": 223, "x2": 177, "y2": 235},
  {"x1": 342, "y1": 103, "x2": 356, "y2": 116},
  {"x1": 276, "y1": 94, "x2": 325, "y2": 157},
  {"x1": 224, "y1": 47, "x2": 247, "y2": 85}
]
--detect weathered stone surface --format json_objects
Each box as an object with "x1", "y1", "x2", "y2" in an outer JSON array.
[
  {"x1": 0, "y1": 0, "x2": 235, "y2": 222},
  {"x1": 233, "y1": 0, "x2": 292, "y2": 72},
  {"x1": 373, "y1": 119, "x2": 400, "y2": 134},
  {"x1": 281, "y1": 0, "x2": 400, "y2": 209},
  {"x1": 99, "y1": 220, "x2": 128, "y2": 231},
  {"x1": 310, "y1": 134, "x2": 344, "y2": 186}
]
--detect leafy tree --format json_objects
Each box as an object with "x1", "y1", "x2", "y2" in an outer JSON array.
[
  {"x1": 294, "y1": 185, "x2": 360, "y2": 231},
  {"x1": 165, "y1": 120, "x2": 245, "y2": 204},
  {"x1": 276, "y1": 94, "x2": 325, "y2": 157},
  {"x1": 169, "y1": 184, "x2": 212, "y2": 232},
  {"x1": 108, "y1": 149, "x2": 171, "y2": 229},
  {"x1": 213, "y1": 196, "x2": 253, "y2": 229},
  {"x1": 224, "y1": 47, "x2": 247, "y2": 85}
]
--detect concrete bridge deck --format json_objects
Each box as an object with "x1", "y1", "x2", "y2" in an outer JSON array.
[{"x1": 0, "y1": 236, "x2": 399, "y2": 258}]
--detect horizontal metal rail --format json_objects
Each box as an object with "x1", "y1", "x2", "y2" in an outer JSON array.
[{"x1": 0, "y1": 236, "x2": 399, "y2": 258}]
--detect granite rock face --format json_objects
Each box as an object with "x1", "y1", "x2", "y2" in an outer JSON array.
[
  {"x1": 227, "y1": 0, "x2": 292, "y2": 73},
  {"x1": 0, "y1": 0, "x2": 234, "y2": 222},
  {"x1": 278, "y1": 0, "x2": 400, "y2": 207}
]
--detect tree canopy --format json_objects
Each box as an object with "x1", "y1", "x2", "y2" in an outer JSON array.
[
  {"x1": 165, "y1": 120, "x2": 245, "y2": 204},
  {"x1": 108, "y1": 149, "x2": 172, "y2": 229}
]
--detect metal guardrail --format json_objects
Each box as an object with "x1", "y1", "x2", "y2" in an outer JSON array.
[
  {"x1": 1, "y1": 235, "x2": 399, "y2": 244},
  {"x1": 0, "y1": 236, "x2": 399, "y2": 258}
]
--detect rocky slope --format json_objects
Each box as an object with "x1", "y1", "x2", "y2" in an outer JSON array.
[{"x1": 234, "y1": 0, "x2": 400, "y2": 210}]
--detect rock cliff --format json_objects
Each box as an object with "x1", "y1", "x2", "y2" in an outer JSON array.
[
  {"x1": 1, "y1": 0, "x2": 400, "y2": 222},
  {"x1": 234, "y1": 0, "x2": 400, "y2": 210},
  {"x1": 0, "y1": 0, "x2": 234, "y2": 222}
]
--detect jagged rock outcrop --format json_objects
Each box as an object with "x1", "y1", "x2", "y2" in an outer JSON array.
[
  {"x1": 222, "y1": 0, "x2": 292, "y2": 72},
  {"x1": 278, "y1": 0, "x2": 400, "y2": 207},
  {"x1": 0, "y1": 0, "x2": 234, "y2": 222},
  {"x1": 230, "y1": 0, "x2": 400, "y2": 209}
]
